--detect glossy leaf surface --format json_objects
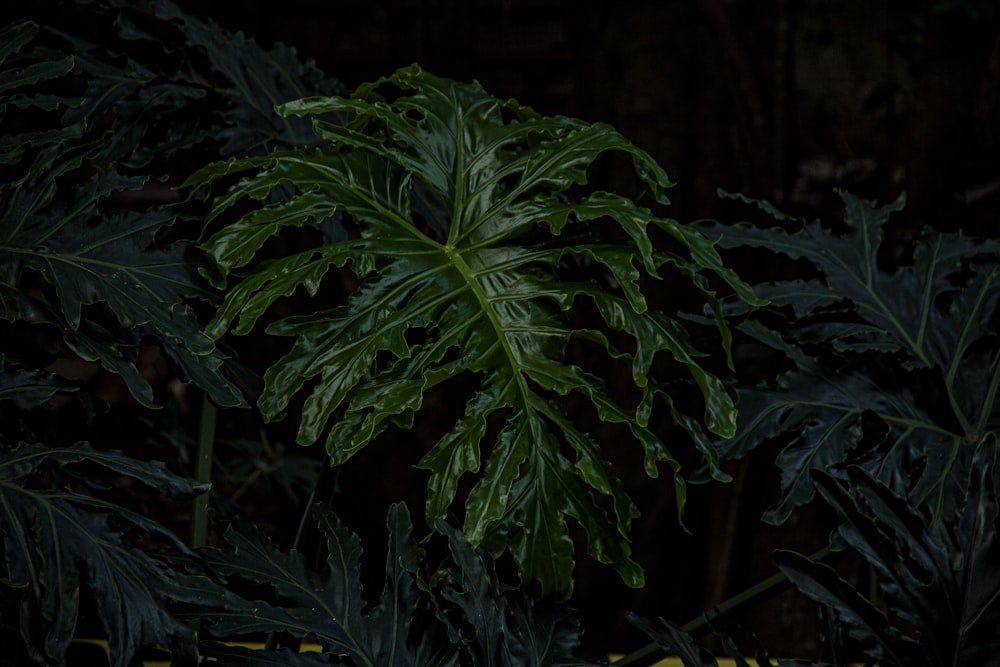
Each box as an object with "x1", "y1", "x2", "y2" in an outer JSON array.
[{"x1": 191, "y1": 65, "x2": 758, "y2": 596}]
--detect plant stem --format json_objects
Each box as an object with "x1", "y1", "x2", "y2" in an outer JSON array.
[
  {"x1": 611, "y1": 545, "x2": 841, "y2": 667},
  {"x1": 191, "y1": 393, "x2": 217, "y2": 550},
  {"x1": 263, "y1": 459, "x2": 339, "y2": 652}
]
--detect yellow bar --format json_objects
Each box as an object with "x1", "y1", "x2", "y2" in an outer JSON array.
[{"x1": 609, "y1": 658, "x2": 761, "y2": 667}]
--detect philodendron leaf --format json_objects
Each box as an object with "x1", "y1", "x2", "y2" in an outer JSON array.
[
  {"x1": 625, "y1": 614, "x2": 716, "y2": 667},
  {"x1": 0, "y1": 163, "x2": 245, "y2": 408},
  {"x1": 0, "y1": 442, "x2": 210, "y2": 667},
  {"x1": 190, "y1": 65, "x2": 758, "y2": 597},
  {"x1": 197, "y1": 503, "x2": 426, "y2": 666},
  {"x1": 772, "y1": 446, "x2": 1000, "y2": 666},
  {"x1": 195, "y1": 503, "x2": 593, "y2": 666},
  {"x1": 700, "y1": 190, "x2": 1000, "y2": 525}
]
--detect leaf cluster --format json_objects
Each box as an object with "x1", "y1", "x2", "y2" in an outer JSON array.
[
  {"x1": 0, "y1": 1, "x2": 348, "y2": 664},
  {"x1": 186, "y1": 502, "x2": 598, "y2": 667},
  {"x1": 624, "y1": 190, "x2": 1000, "y2": 666},
  {"x1": 0, "y1": 442, "x2": 214, "y2": 666},
  {"x1": 627, "y1": 446, "x2": 1000, "y2": 666},
  {"x1": 699, "y1": 190, "x2": 1000, "y2": 525},
  {"x1": 774, "y1": 446, "x2": 1000, "y2": 666}
]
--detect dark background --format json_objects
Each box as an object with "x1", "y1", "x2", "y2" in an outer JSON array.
[{"x1": 134, "y1": 0, "x2": 999, "y2": 656}]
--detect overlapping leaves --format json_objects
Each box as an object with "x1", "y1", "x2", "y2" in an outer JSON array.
[
  {"x1": 0, "y1": 2, "x2": 349, "y2": 663},
  {"x1": 1, "y1": 0, "x2": 348, "y2": 410},
  {"x1": 190, "y1": 65, "x2": 759, "y2": 596},
  {"x1": 192, "y1": 503, "x2": 594, "y2": 666},
  {"x1": 0, "y1": 442, "x2": 212, "y2": 667},
  {"x1": 699, "y1": 190, "x2": 1000, "y2": 524},
  {"x1": 0, "y1": 161, "x2": 244, "y2": 407},
  {"x1": 773, "y1": 446, "x2": 1000, "y2": 666}
]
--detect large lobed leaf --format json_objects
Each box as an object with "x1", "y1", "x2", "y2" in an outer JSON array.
[
  {"x1": 699, "y1": 189, "x2": 1000, "y2": 524},
  {"x1": 0, "y1": 442, "x2": 212, "y2": 667},
  {"x1": 190, "y1": 65, "x2": 759, "y2": 597},
  {"x1": 191, "y1": 503, "x2": 594, "y2": 667},
  {"x1": 0, "y1": 0, "x2": 349, "y2": 411}
]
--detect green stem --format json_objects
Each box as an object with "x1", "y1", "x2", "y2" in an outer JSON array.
[
  {"x1": 974, "y1": 347, "x2": 1000, "y2": 438},
  {"x1": 263, "y1": 459, "x2": 339, "y2": 652},
  {"x1": 611, "y1": 546, "x2": 841, "y2": 666},
  {"x1": 191, "y1": 393, "x2": 217, "y2": 550}
]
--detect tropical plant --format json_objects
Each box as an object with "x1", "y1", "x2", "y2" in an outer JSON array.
[
  {"x1": 2, "y1": 1, "x2": 762, "y2": 662},
  {"x1": 618, "y1": 190, "x2": 1000, "y2": 666},
  {"x1": 0, "y1": 1, "x2": 346, "y2": 664},
  {"x1": 186, "y1": 502, "x2": 599, "y2": 667},
  {"x1": 696, "y1": 189, "x2": 1000, "y2": 526},
  {"x1": 773, "y1": 446, "x2": 1000, "y2": 666},
  {"x1": 187, "y1": 63, "x2": 762, "y2": 598},
  {"x1": 627, "y1": 445, "x2": 1000, "y2": 666}
]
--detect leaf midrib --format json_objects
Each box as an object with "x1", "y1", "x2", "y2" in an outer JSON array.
[{"x1": 445, "y1": 244, "x2": 530, "y2": 404}]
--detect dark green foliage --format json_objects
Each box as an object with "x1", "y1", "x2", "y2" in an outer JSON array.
[
  {"x1": 0, "y1": 0, "x2": 349, "y2": 410},
  {"x1": 0, "y1": 1, "x2": 348, "y2": 664},
  {"x1": 626, "y1": 613, "x2": 824, "y2": 667},
  {"x1": 774, "y1": 448, "x2": 1000, "y2": 667},
  {"x1": 0, "y1": 162, "x2": 241, "y2": 407},
  {"x1": 625, "y1": 191, "x2": 1000, "y2": 665},
  {"x1": 699, "y1": 189, "x2": 1000, "y2": 525},
  {"x1": 189, "y1": 503, "x2": 597, "y2": 667},
  {"x1": 189, "y1": 65, "x2": 761, "y2": 597},
  {"x1": 0, "y1": 443, "x2": 213, "y2": 666}
]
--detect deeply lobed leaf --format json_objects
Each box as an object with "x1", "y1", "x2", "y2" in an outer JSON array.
[
  {"x1": 192, "y1": 503, "x2": 595, "y2": 666},
  {"x1": 0, "y1": 442, "x2": 211, "y2": 667},
  {"x1": 701, "y1": 190, "x2": 1000, "y2": 524},
  {"x1": 193, "y1": 65, "x2": 756, "y2": 597}
]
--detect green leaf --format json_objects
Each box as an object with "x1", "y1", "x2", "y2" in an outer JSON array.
[
  {"x1": 0, "y1": 442, "x2": 209, "y2": 498},
  {"x1": 774, "y1": 446, "x2": 1000, "y2": 665},
  {"x1": 193, "y1": 65, "x2": 754, "y2": 597},
  {"x1": 194, "y1": 503, "x2": 593, "y2": 666},
  {"x1": 0, "y1": 442, "x2": 209, "y2": 667},
  {"x1": 0, "y1": 166, "x2": 245, "y2": 407},
  {"x1": 701, "y1": 190, "x2": 1000, "y2": 524},
  {"x1": 198, "y1": 503, "x2": 424, "y2": 666}
]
